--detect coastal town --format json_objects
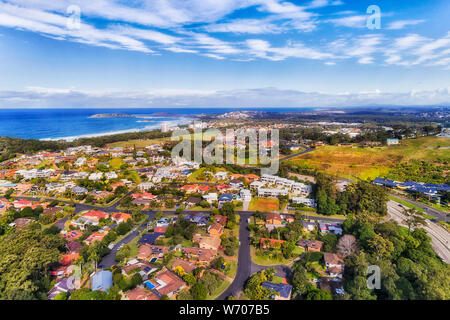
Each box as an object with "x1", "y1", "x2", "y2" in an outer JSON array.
[{"x1": 0, "y1": 112, "x2": 448, "y2": 301}]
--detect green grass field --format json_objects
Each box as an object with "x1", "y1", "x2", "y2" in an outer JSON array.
[
  {"x1": 288, "y1": 136, "x2": 450, "y2": 181},
  {"x1": 107, "y1": 137, "x2": 170, "y2": 148}
]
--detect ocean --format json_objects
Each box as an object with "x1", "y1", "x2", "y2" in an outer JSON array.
[{"x1": 0, "y1": 107, "x2": 314, "y2": 141}]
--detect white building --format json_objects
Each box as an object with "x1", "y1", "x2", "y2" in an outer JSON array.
[
  {"x1": 89, "y1": 172, "x2": 103, "y2": 181},
  {"x1": 292, "y1": 183, "x2": 312, "y2": 196},
  {"x1": 291, "y1": 197, "x2": 316, "y2": 208},
  {"x1": 240, "y1": 189, "x2": 252, "y2": 201},
  {"x1": 203, "y1": 193, "x2": 218, "y2": 204},
  {"x1": 105, "y1": 172, "x2": 118, "y2": 180},
  {"x1": 258, "y1": 188, "x2": 288, "y2": 198},
  {"x1": 250, "y1": 181, "x2": 265, "y2": 190},
  {"x1": 214, "y1": 171, "x2": 228, "y2": 180},
  {"x1": 74, "y1": 157, "x2": 87, "y2": 167},
  {"x1": 138, "y1": 182, "x2": 154, "y2": 191}
]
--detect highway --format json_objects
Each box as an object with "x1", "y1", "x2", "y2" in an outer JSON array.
[
  {"x1": 387, "y1": 200, "x2": 450, "y2": 264},
  {"x1": 388, "y1": 193, "x2": 449, "y2": 222}
]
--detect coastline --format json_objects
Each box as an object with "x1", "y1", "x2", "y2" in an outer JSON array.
[{"x1": 39, "y1": 118, "x2": 192, "y2": 142}]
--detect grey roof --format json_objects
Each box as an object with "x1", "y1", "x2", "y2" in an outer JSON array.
[{"x1": 261, "y1": 282, "x2": 292, "y2": 299}]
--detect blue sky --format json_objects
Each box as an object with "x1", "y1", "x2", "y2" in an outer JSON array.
[{"x1": 0, "y1": 0, "x2": 449, "y2": 108}]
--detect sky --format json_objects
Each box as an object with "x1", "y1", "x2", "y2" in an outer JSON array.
[{"x1": 0, "y1": 0, "x2": 449, "y2": 108}]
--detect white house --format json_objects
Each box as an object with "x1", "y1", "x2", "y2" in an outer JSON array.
[
  {"x1": 240, "y1": 189, "x2": 252, "y2": 201},
  {"x1": 138, "y1": 182, "x2": 154, "y2": 191},
  {"x1": 74, "y1": 157, "x2": 86, "y2": 167},
  {"x1": 258, "y1": 188, "x2": 288, "y2": 198},
  {"x1": 105, "y1": 172, "x2": 118, "y2": 180},
  {"x1": 214, "y1": 171, "x2": 228, "y2": 180},
  {"x1": 291, "y1": 197, "x2": 316, "y2": 208},
  {"x1": 203, "y1": 193, "x2": 218, "y2": 204},
  {"x1": 89, "y1": 172, "x2": 103, "y2": 181}
]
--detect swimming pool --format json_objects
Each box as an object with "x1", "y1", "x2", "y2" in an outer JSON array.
[{"x1": 144, "y1": 280, "x2": 157, "y2": 290}]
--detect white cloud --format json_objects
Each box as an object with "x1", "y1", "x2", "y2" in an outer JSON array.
[
  {"x1": 205, "y1": 19, "x2": 283, "y2": 34},
  {"x1": 1, "y1": 86, "x2": 448, "y2": 109},
  {"x1": 387, "y1": 19, "x2": 425, "y2": 30},
  {"x1": 326, "y1": 15, "x2": 367, "y2": 28}
]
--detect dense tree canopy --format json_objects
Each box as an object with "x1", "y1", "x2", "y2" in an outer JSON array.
[{"x1": 0, "y1": 225, "x2": 66, "y2": 300}]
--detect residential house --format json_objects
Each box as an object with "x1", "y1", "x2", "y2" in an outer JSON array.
[
  {"x1": 185, "y1": 212, "x2": 210, "y2": 226},
  {"x1": 111, "y1": 212, "x2": 132, "y2": 223},
  {"x1": 89, "y1": 172, "x2": 103, "y2": 181},
  {"x1": 172, "y1": 259, "x2": 196, "y2": 274},
  {"x1": 265, "y1": 212, "x2": 282, "y2": 225},
  {"x1": 82, "y1": 210, "x2": 109, "y2": 223},
  {"x1": 48, "y1": 276, "x2": 76, "y2": 300},
  {"x1": 124, "y1": 287, "x2": 159, "y2": 300},
  {"x1": 319, "y1": 277, "x2": 345, "y2": 296},
  {"x1": 153, "y1": 267, "x2": 187, "y2": 298},
  {"x1": 182, "y1": 247, "x2": 217, "y2": 265},
  {"x1": 319, "y1": 222, "x2": 342, "y2": 235},
  {"x1": 261, "y1": 282, "x2": 292, "y2": 300},
  {"x1": 323, "y1": 253, "x2": 344, "y2": 278},
  {"x1": 213, "y1": 215, "x2": 228, "y2": 227},
  {"x1": 208, "y1": 222, "x2": 224, "y2": 237},
  {"x1": 91, "y1": 270, "x2": 113, "y2": 292},
  {"x1": 138, "y1": 233, "x2": 164, "y2": 245},
  {"x1": 258, "y1": 188, "x2": 288, "y2": 198},
  {"x1": 260, "y1": 238, "x2": 286, "y2": 249},
  {"x1": 297, "y1": 239, "x2": 323, "y2": 252},
  {"x1": 291, "y1": 197, "x2": 316, "y2": 208},
  {"x1": 84, "y1": 232, "x2": 108, "y2": 245},
  {"x1": 229, "y1": 179, "x2": 244, "y2": 189},
  {"x1": 185, "y1": 196, "x2": 201, "y2": 208},
  {"x1": 203, "y1": 192, "x2": 218, "y2": 204},
  {"x1": 214, "y1": 171, "x2": 228, "y2": 180},
  {"x1": 240, "y1": 189, "x2": 252, "y2": 201},
  {"x1": 218, "y1": 193, "x2": 234, "y2": 204}
]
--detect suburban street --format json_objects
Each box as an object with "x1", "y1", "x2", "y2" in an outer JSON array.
[
  {"x1": 15, "y1": 186, "x2": 450, "y2": 297},
  {"x1": 387, "y1": 200, "x2": 450, "y2": 264},
  {"x1": 217, "y1": 212, "x2": 251, "y2": 300}
]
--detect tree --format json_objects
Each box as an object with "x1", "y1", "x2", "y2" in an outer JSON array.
[
  {"x1": 191, "y1": 282, "x2": 207, "y2": 300},
  {"x1": 367, "y1": 234, "x2": 394, "y2": 260},
  {"x1": 306, "y1": 288, "x2": 333, "y2": 300},
  {"x1": 403, "y1": 208, "x2": 426, "y2": 234},
  {"x1": 244, "y1": 271, "x2": 271, "y2": 300},
  {"x1": 337, "y1": 234, "x2": 359, "y2": 257},
  {"x1": 54, "y1": 292, "x2": 68, "y2": 300}
]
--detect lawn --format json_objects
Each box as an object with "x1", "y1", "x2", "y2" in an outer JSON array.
[
  {"x1": 110, "y1": 158, "x2": 123, "y2": 169},
  {"x1": 206, "y1": 279, "x2": 231, "y2": 300},
  {"x1": 224, "y1": 260, "x2": 238, "y2": 279},
  {"x1": 107, "y1": 137, "x2": 170, "y2": 148},
  {"x1": 288, "y1": 136, "x2": 450, "y2": 181},
  {"x1": 250, "y1": 247, "x2": 291, "y2": 266},
  {"x1": 296, "y1": 212, "x2": 346, "y2": 220},
  {"x1": 249, "y1": 198, "x2": 280, "y2": 212},
  {"x1": 186, "y1": 167, "x2": 228, "y2": 183}
]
